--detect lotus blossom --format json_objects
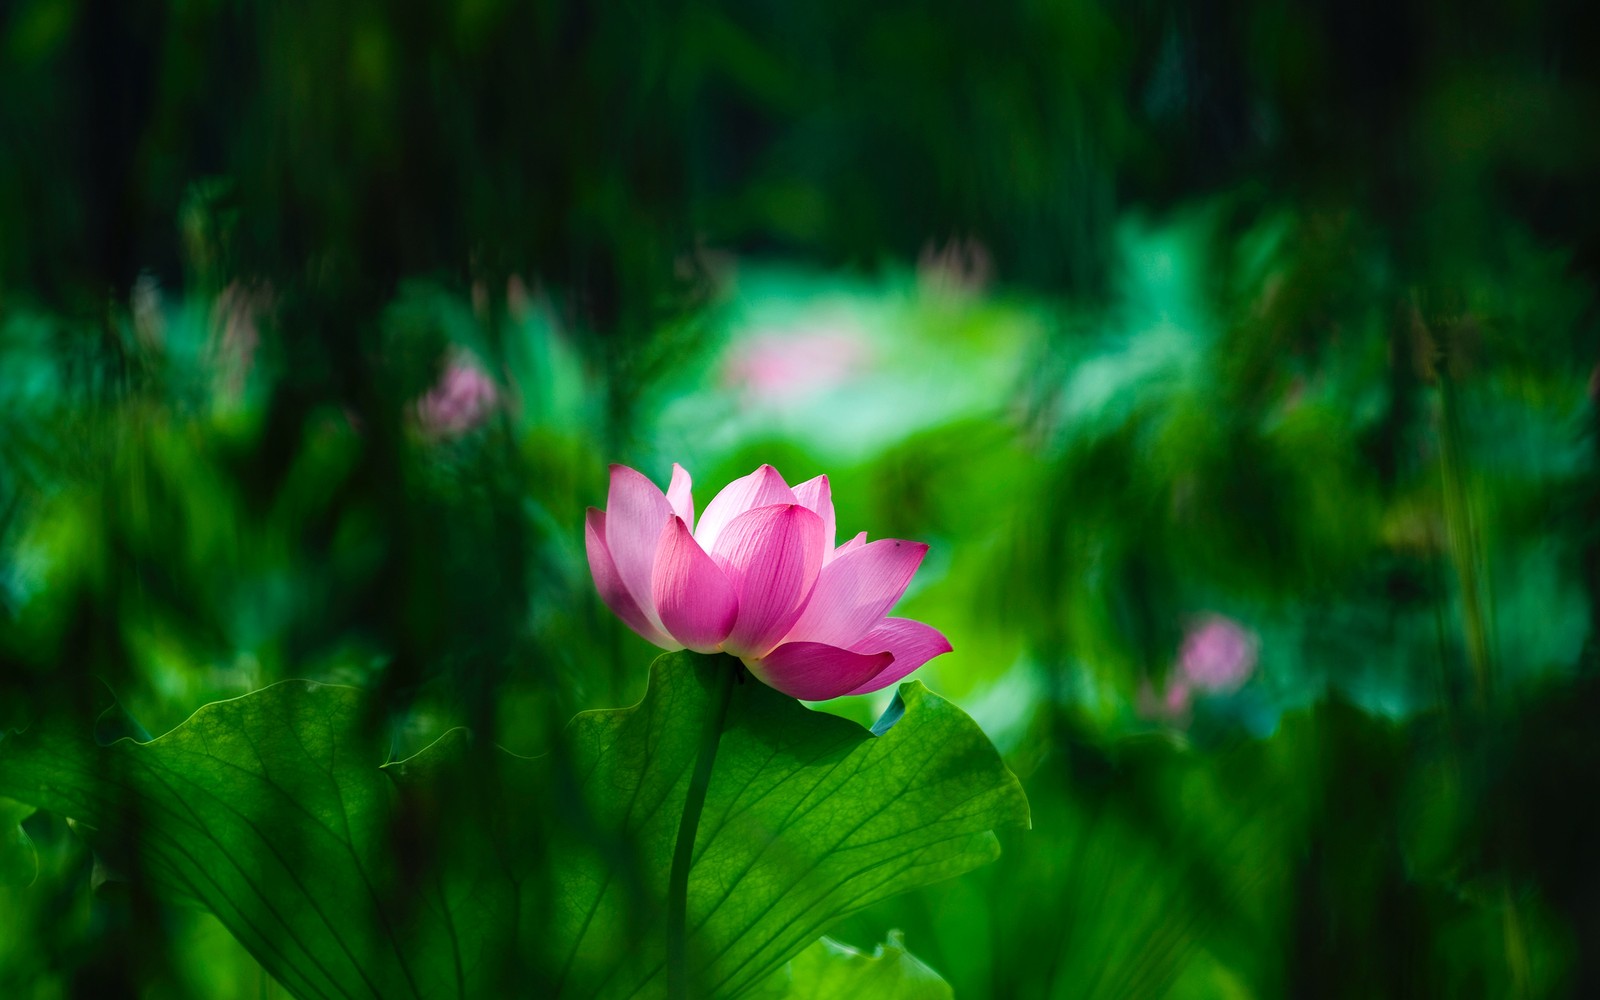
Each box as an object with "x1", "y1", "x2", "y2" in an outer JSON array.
[
  {"x1": 416, "y1": 355, "x2": 499, "y2": 437},
  {"x1": 1178, "y1": 614, "x2": 1259, "y2": 693},
  {"x1": 1138, "y1": 615, "x2": 1259, "y2": 724},
  {"x1": 585, "y1": 463, "x2": 951, "y2": 700}
]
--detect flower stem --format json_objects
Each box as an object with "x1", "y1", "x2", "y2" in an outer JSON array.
[{"x1": 668, "y1": 654, "x2": 737, "y2": 999}]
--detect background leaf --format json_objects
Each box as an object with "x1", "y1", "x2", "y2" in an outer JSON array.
[{"x1": 771, "y1": 932, "x2": 953, "y2": 1000}]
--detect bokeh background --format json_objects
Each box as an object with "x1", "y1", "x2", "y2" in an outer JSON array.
[{"x1": 4, "y1": 0, "x2": 1600, "y2": 996}]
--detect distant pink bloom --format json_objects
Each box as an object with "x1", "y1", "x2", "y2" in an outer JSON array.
[
  {"x1": 722, "y1": 328, "x2": 872, "y2": 404},
  {"x1": 1178, "y1": 615, "x2": 1259, "y2": 692},
  {"x1": 416, "y1": 356, "x2": 499, "y2": 437},
  {"x1": 917, "y1": 236, "x2": 994, "y2": 296},
  {"x1": 209, "y1": 280, "x2": 270, "y2": 395},
  {"x1": 585, "y1": 464, "x2": 951, "y2": 699}
]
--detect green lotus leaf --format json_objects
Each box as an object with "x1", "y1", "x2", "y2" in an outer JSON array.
[{"x1": 0, "y1": 651, "x2": 1028, "y2": 997}]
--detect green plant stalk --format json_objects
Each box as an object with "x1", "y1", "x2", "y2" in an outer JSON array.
[
  {"x1": 668, "y1": 654, "x2": 738, "y2": 999},
  {"x1": 1438, "y1": 373, "x2": 1493, "y2": 710},
  {"x1": 1438, "y1": 372, "x2": 1530, "y2": 999}
]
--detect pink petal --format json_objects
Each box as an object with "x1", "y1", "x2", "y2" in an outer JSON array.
[
  {"x1": 747, "y1": 642, "x2": 893, "y2": 701},
  {"x1": 693, "y1": 465, "x2": 796, "y2": 554},
  {"x1": 585, "y1": 508, "x2": 677, "y2": 649},
  {"x1": 835, "y1": 531, "x2": 868, "y2": 559},
  {"x1": 781, "y1": 539, "x2": 928, "y2": 648},
  {"x1": 711, "y1": 504, "x2": 825, "y2": 657},
  {"x1": 792, "y1": 475, "x2": 837, "y2": 558},
  {"x1": 844, "y1": 618, "x2": 952, "y2": 695},
  {"x1": 666, "y1": 463, "x2": 695, "y2": 530},
  {"x1": 651, "y1": 516, "x2": 738, "y2": 653},
  {"x1": 604, "y1": 464, "x2": 674, "y2": 629}
]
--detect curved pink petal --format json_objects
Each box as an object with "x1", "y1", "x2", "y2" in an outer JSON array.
[
  {"x1": 844, "y1": 618, "x2": 952, "y2": 695},
  {"x1": 604, "y1": 464, "x2": 674, "y2": 629},
  {"x1": 585, "y1": 508, "x2": 677, "y2": 649},
  {"x1": 651, "y1": 516, "x2": 737, "y2": 653},
  {"x1": 781, "y1": 539, "x2": 928, "y2": 648},
  {"x1": 835, "y1": 531, "x2": 868, "y2": 559},
  {"x1": 792, "y1": 475, "x2": 837, "y2": 559},
  {"x1": 711, "y1": 504, "x2": 825, "y2": 657},
  {"x1": 747, "y1": 641, "x2": 893, "y2": 701},
  {"x1": 693, "y1": 465, "x2": 796, "y2": 554},
  {"x1": 666, "y1": 463, "x2": 695, "y2": 530}
]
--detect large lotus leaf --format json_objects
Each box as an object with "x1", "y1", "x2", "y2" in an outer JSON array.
[{"x1": 0, "y1": 651, "x2": 1028, "y2": 998}]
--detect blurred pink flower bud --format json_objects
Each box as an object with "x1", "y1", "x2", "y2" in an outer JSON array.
[
  {"x1": 416, "y1": 357, "x2": 499, "y2": 437},
  {"x1": 132, "y1": 274, "x2": 166, "y2": 350},
  {"x1": 506, "y1": 274, "x2": 533, "y2": 322},
  {"x1": 585, "y1": 464, "x2": 951, "y2": 700},
  {"x1": 1164, "y1": 677, "x2": 1194, "y2": 714},
  {"x1": 1178, "y1": 614, "x2": 1259, "y2": 693},
  {"x1": 1136, "y1": 676, "x2": 1193, "y2": 724}
]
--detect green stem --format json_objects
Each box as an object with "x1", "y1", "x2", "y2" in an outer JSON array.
[
  {"x1": 1438, "y1": 373, "x2": 1493, "y2": 710},
  {"x1": 667, "y1": 654, "x2": 737, "y2": 999},
  {"x1": 1439, "y1": 367, "x2": 1529, "y2": 997}
]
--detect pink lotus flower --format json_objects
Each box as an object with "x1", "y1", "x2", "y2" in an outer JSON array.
[
  {"x1": 1177, "y1": 614, "x2": 1259, "y2": 693},
  {"x1": 585, "y1": 464, "x2": 952, "y2": 700},
  {"x1": 416, "y1": 356, "x2": 499, "y2": 437},
  {"x1": 1138, "y1": 615, "x2": 1259, "y2": 725}
]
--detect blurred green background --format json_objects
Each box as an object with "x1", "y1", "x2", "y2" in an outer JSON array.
[{"x1": 4, "y1": 0, "x2": 1600, "y2": 995}]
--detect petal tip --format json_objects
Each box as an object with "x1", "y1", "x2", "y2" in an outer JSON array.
[
  {"x1": 754, "y1": 464, "x2": 791, "y2": 486},
  {"x1": 608, "y1": 462, "x2": 655, "y2": 484}
]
